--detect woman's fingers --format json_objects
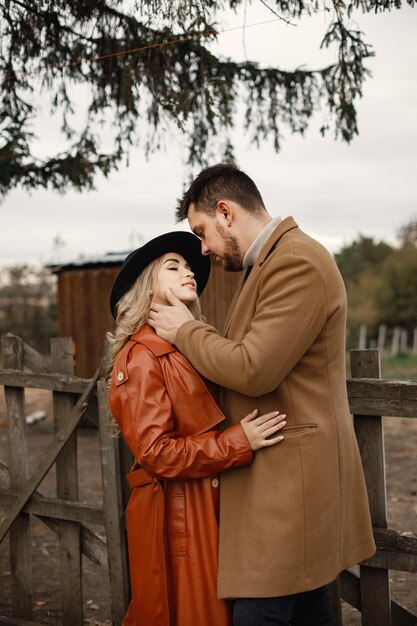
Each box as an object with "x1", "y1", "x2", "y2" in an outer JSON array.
[
  {"x1": 262, "y1": 434, "x2": 285, "y2": 446},
  {"x1": 241, "y1": 409, "x2": 259, "y2": 423},
  {"x1": 240, "y1": 410, "x2": 287, "y2": 450},
  {"x1": 261, "y1": 420, "x2": 286, "y2": 438},
  {"x1": 253, "y1": 410, "x2": 280, "y2": 425},
  {"x1": 256, "y1": 414, "x2": 286, "y2": 431}
]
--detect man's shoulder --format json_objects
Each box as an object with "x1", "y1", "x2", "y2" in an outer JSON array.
[
  {"x1": 259, "y1": 221, "x2": 340, "y2": 284},
  {"x1": 268, "y1": 224, "x2": 332, "y2": 262}
]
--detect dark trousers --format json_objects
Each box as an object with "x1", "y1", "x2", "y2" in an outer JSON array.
[{"x1": 233, "y1": 585, "x2": 337, "y2": 626}]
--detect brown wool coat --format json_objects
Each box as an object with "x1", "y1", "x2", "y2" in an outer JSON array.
[
  {"x1": 176, "y1": 217, "x2": 376, "y2": 599},
  {"x1": 108, "y1": 324, "x2": 253, "y2": 626}
]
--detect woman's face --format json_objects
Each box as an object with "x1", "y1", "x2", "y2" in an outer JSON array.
[{"x1": 153, "y1": 252, "x2": 198, "y2": 307}]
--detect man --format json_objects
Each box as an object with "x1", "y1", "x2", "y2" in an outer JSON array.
[{"x1": 148, "y1": 164, "x2": 375, "y2": 626}]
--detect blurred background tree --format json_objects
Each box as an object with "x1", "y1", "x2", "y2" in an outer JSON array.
[
  {"x1": 0, "y1": 265, "x2": 58, "y2": 353},
  {"x1": 376, "y1": 234, "x2": 417, "y2": 332},
  {"x1": 335, "y1": 219, "x2": 417, "y2": 348}
]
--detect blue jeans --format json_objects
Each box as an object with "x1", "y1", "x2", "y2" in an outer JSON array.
[{"x1": 233, "y1": 585, "x2": 337, "y2": 626}]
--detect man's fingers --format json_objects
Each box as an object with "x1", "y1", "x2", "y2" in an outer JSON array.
[{"x1": 165, "y1": 288, "x2": 182, "y2": 305}]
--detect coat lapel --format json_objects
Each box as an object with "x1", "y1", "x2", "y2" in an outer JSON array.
[
  {"x1": 223, "y1": 217, "x2": 299, "y2": 336},
  {"x1": 223, "y1": 266, "x2": 252, "y2": 334}
]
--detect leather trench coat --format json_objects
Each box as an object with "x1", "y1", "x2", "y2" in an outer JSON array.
[{"x1": 108, "y1": 324, "x2": 253, "y2": 626}]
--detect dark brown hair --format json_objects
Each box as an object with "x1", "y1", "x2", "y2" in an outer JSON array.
[{"x1": 175, "y1": 163, "x2": 266, "y2": 222}]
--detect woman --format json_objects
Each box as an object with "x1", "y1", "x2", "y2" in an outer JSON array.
[{"x1": 106, "y1": 232, "x2": 286, "y2": 626}]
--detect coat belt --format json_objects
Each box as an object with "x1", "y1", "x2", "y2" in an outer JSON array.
[
  {"x1": 125, "y1": 466, "x2": 171, "y2": 626},
  {"x1": 126, "y1": 466, "x2": 156, "y2": 489}
]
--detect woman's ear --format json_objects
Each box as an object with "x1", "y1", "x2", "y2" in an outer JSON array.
[{"x1": 216, "y1": 200, "x2": 234, "y2": 227}]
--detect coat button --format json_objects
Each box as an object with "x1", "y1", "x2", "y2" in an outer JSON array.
[
  {"x1": 211, "y1": 478, "x2": 219, "y2": 488},
  {"x1": 117, "y1": 371, "x2": 124, "y2": 382}
]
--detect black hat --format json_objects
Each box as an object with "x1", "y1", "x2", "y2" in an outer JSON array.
[{"x1": 110, "y1": 231, "x2": 210, "y2": 319}]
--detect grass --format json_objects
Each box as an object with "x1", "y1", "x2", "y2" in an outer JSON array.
[{"x1": 380, "y1": 354, "x2": 417, "y2": 380}]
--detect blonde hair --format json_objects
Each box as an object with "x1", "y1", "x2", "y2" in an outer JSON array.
[{"x1": 103, "y1": 254, "x2": 203, "y2": 431}]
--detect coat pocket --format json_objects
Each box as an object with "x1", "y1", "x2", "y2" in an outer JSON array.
[
  {"x1": 283, "y1": 423, "x2": 318, "y2": 437},
  {"x1": 165, "y1": 482, "x2": 188, "y2": 556}
]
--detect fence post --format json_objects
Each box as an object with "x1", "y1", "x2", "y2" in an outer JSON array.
[
  {"x1": 391, "y1": 327, "x2": 400, "y2": 357},
  {"x1": 97, "y1": 380, "x2": 130, "y2": 624},
  {"x1": 400, "y1": 329, "x2": 408, "y2": 354},
  {"x1": 51, "y1": 337, "x2": 83, "y2": 625},
  {"x1": 358, "y1": 324, "x2": 367, "y2": 350},
  {"x1": 1, "y1": 335, "x2": 33, "y2": 619},
  {"x1": 377, "y1": 324, "x2": 387, "y2": 354},
  {"x1": 350, "y1": 349, "x2": 391, "y2": 626}
]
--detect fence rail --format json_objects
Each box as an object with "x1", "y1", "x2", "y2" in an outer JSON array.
[{"x1": 0, "y1": 338, "x2": 416, "y2": 625}]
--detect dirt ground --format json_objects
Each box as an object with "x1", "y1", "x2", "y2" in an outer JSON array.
[{"x1": 0, "y1": 387, "x2": 416, "y2": 625}]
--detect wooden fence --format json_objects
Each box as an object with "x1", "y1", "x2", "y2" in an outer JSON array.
[
  {"x1": 0, "y1": 338, "x2": 416, "y2": 625},
  {"x1": 0, "y1": 334, "x2": 132, "y2": 625}
]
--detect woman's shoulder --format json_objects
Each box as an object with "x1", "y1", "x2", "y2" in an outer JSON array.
[{"x1": 131, "y1": 323, "x2": 176, "y2": 358}]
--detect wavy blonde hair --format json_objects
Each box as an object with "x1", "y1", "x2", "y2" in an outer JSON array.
[{"x1": 103, "y1": 254, "x2": 203, "y2": 431}]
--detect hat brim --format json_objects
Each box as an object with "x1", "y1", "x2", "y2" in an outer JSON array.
[{"x1": 110, "y1": 231, "x2": 210, "y2": 319}]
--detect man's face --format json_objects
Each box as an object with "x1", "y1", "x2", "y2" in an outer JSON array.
[{"x1": 188, "y1": 204, "x2": 243, "y2": 272}]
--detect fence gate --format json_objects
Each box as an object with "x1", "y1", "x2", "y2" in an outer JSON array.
[{"x1": 0, "y1": 334, "x2": 131, "y2": 625}]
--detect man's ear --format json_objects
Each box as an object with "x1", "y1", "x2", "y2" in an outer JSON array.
[{"x1": 216, "y1": 200, "x2": 234, "y2": 227}]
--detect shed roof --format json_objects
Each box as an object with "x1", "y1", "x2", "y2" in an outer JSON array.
[{"x1": 50, "y1": 251, "x2": 131, "y2": 273}]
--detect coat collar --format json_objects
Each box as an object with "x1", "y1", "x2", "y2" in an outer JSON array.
[
  {"x1": 256, "y1": 216, "x2": 298, "y2": 267},
  {"x1": 131, "y1": 324, "x2": 176, "y2": 357},
  {"x1": 223, "y1": 217, "x2": 298, "y2": 335}
]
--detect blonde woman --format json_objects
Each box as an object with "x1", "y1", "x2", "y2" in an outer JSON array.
[{"x1": 106, "y1": 232, "x2": 286, "y2": 626}]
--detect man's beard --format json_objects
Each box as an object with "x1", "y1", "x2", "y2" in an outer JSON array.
[{"x1": 215, "y1": 223, "x2": 243, "y2": 272}]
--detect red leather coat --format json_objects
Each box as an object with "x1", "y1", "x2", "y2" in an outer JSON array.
[{"x1": 108, "y1": 324, "x2": 253, "y2": 626}]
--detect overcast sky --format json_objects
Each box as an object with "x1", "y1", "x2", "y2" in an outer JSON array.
[{"x1": 1, "y1": 3, "x2": 416, "y2": 267}]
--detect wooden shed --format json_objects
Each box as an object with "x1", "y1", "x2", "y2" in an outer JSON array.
[{"x1": 53, "y1": 253, "x2": 242, "y2": 377}]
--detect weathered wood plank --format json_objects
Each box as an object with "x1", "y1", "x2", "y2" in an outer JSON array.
[
  {"x1": 374, "y1": 527, "x2": 417, "y2": 555},
  {"x1": 361, "y1": 527, "x2": 417, "y2": 573},
  {"x1": 0, "y1": 491, "x2": 104, "y2": 526},
  {"x1": 362, "y1": 549, "x2": 417, "y2": 574},
  {"x1": 0, "y1": 618, "x2": 46, "y2": 626},
  {"x1": 351, "y1": 350, "x2": 391, "y2": 626},
  {"x1": 0, "y1": 370, "x2": 88, "y2": 393},
  {"x1": 2, "y1": 335, "x2": 33, "y2": 620},
  {"x1": 0, "y1": 369, "x2": 100, "y2": 543},
  {"x1": 2, "y1": 332, "x2": 52, "y2": 373},
  {"x1": 340, "y1": 570, "x2": 417, "y2": 626},
  {"x1": 0, "y1": 461, "x2": 107, "y2": 567},
  {"x1": 98, "y1": 380, "x2": 129, "y2": 624},
  {"x1": 20, "y1": 336, "x2": 52, "y2": 374},
  {"x1": 347, "y1": 378, "x2": 417, "y2": 417},
  {"x1": 51, "y1": 337, "x2": 83, "y2": 626}
]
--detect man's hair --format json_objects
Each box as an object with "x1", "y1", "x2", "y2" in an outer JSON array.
[{"x1": 175, "y1": 163, "x2": 266, "y2": 222}]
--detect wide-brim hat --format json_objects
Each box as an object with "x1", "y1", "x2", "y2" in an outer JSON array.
[{"x1": 110, "y1": 231, "x2": 210, "y2": 319}]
